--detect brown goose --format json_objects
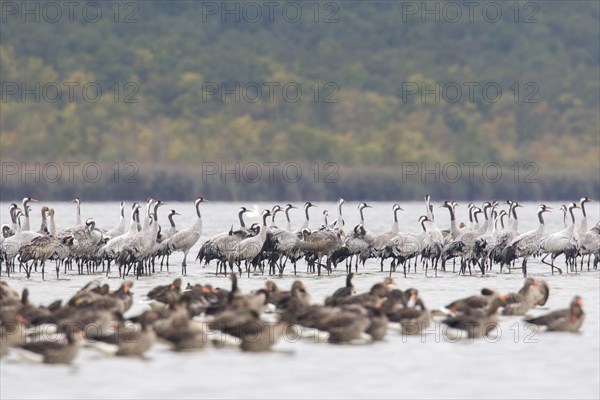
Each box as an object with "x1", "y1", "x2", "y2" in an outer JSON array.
[
  {"x1": 239, "y1": 320, "x2": 288, "y2": 352},
  {"x1": 365, "y1": 305, "x2": 388, "y2": 341},
  {"x1": 0, "y1": 311, "x2": 26, "y2": 356},
  {"x1": 442, "y1": 297, "x2": 504, "y2": 339},
  {"x1": 385, "y1": 298, "x2": 431, "y2": 335},
  {"x1": 502, "y1": 278, "x2": 541, "y2": 316},
  {"x1": 19, "y1": 325, "x2": 79, "y2": 364},
  {"x1": 445, "y1": 288, "x2": 502, "y2": 314},
  {"x1": 530, "y1": 279, "x2": 550, "y2": 306},
  {"x1": 278, "y1": 281, "x2": 311, "y2": 320},
  {"x1": 147, "y1": 278, "x2": 182, "y2": 303},
  {"x1": 525, "y1": 296, "x2": 584, "y2": 332},
  {"x1": 325, "y1": 273, "x2": 355, "y2": 305},
  {"x1": 319, "y1": 304, "x2": 371, "y2": 343},
  {"x1": 327, "y1": 282, "x2": 388, "y2": 307},
  {"x1": 154, "y1": 299, "x2": 209, "y2": 351},
  {"x1": 263, "y1": 281, "x2": 282, "y2": 305},
  {"x1": 68, "y1": 281, "x2": 133, "y2": 314},
  {"x1": 96, "y1": 310, "x2": 158, "y2": 356},
  {"x1": 205, "y1": 274, "x2": 242, "y2": 315}
]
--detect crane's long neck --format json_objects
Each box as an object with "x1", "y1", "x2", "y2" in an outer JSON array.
[
  {"x1": 536, "y1": 210, "x2": 545, "y2": 236},
  {"x1": 488, "y1": 210, "x2": 496, "y2": 233},
  {"x1": 511, "y1": 206, "x2": 519, "y2": 232},
  {"x1": 579, "y1": 202, "x2": 588, "y2": 233},
  {"x1": 238, "y1": 211, "x2": 246, "y2": 228},
  {"x1": 129, "y1": 212, "x2": 138, "y2": 233},
  {"x1": 76, "y1": 203, "x2": 81, "y2": 226},
  {"x1": 336, "y1": 203, "x2": 344, "y2": 229},
  {"x1": 193, "y1": 203, "x2": 203, "y2": 232},
  {"x1": 259, "y1": 214, "x2": 269, "y2": 241},
  {"x1": 359, "y1": 207, "x2": 365, "y2": 225},
  {"x1": 22, "y1": 200, "x2": 31, "y2": 231},
  {"x1": 499, "y1": 213, "x2": 506, "y2": 230},
  {"x1": 425, "y1": 197, "x2": 433, "y2": 220},
  {"x1": 168, "y1": 213, "x2": 176, "y2": 229},
  {"x1": 302, "y1": 206, "x2": 310, "y2": 229},
  {"x1": 447, "y1": 206, "x2": 459, "y2": 238},
  {"x1": 478, "y1": 213, "x2": 488, "y2": 234},
  {"x1": 10, "y1": 207, "x2": 17, "y2": 232},
  {"x1": 285, "y1": 208, "x2": 292, "y2": 232},
  {"x1": 392, "y1": 209, "x2": 399, "y2": 234},
  {"x1": 49, "y1": 213, "x2": 56, "y2": 237},
  {"x1": 40, "y1": 210, "x2": 47, "y2": 233},
  {"x1": 567, "y1": 207, "x2": 576, "y2": 234},
  {"x1": 16, "y1": 217, "x2": 22, "y2": 237},
  {"x1": 119, "y1": 204, "x2": 125, "y2": 227}
]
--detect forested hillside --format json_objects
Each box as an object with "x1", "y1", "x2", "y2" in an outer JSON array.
[{"x1": 1, "y1": 1, "x2": 598, "y2": 200}]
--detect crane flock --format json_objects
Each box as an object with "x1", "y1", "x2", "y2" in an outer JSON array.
[{"x1": 0, "y1": 196, "x2": 598, "y2": 280}]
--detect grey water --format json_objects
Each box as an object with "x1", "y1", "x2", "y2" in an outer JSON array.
[{"x1": 1, "y1": 201, "x2": 599, "y2": 399}]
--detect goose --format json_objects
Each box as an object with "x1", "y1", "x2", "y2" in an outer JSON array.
[
  {"x1": 327, "y1": 272, "x2": 355, "y2": 301},
  {"x1": 501, "y1": 278, "x2": 543, "y2": 316},
  {"x1": 502, "y1": 204, "x2": 551, "y2": 277},
  {"x1": 168, "y1": 197, "x2": 206, "y2": 275},
  {"x1": 320, "y1": 304, "x2": 371, "y2": 344},
  {"x1": 18, "y1": 325, "x2": 79, "y2": 364},
  {"x1": 385, "y1": 297, "x2": 431, "y2": 335},
  {"x1": 445, "y1": 288, "x2": 503, "y2": 314},
  {"x1": 540, "y1": 202, "x2": 579, "y2": 274},
  {"x1": 524, "y1": 296, "x2": 584, "y2": 332},
  {"x1": 442, "y1": 296, "x2": 504, "y2": 339},
  {"x1": 95, "y1": 311, "x2": 158, "y2": 356}
]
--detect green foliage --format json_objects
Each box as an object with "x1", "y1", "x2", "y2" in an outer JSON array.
[{"x1": 1, "y1": 1, "x2": 598, "y2": 199}]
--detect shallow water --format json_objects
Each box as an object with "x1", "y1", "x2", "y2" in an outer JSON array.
[{"x1": 1, "y1": 201, "x2": 599, "y2": 399}]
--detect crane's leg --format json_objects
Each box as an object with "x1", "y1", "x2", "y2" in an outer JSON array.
[
  {"x1": 182, "y1": 251, "x2": 188, "y2": 276},
  {"x1": 522, "y1": 258, "x2": 527, "y2": 277}
]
